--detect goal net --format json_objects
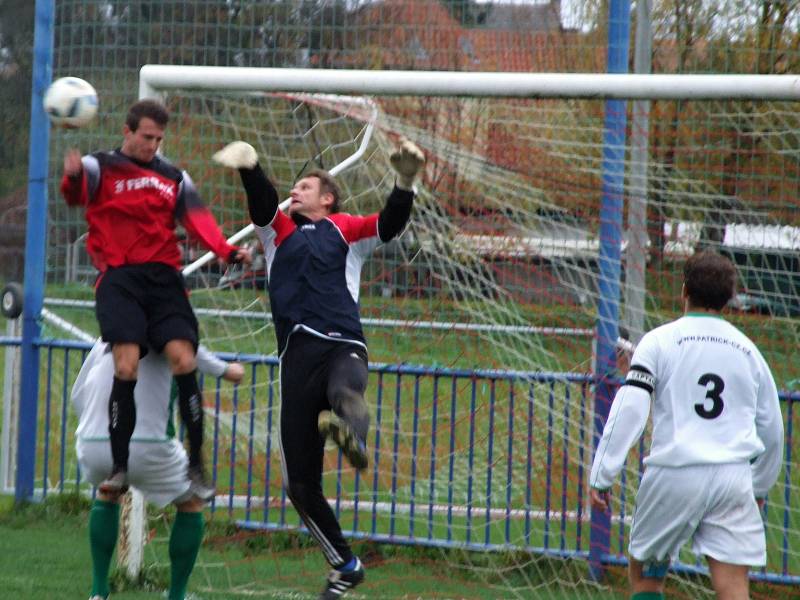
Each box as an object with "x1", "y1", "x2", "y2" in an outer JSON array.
[{"x1": 38, "y1": 69, "x2": 799, "y2": 598}]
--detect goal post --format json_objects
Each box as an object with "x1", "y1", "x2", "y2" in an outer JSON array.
[
  {"x1": 99, "y1": 66, "x2": 800, "y2": 597},
  {"x1": 139, "y1": 65, "x2": 800, "y2": 100}
]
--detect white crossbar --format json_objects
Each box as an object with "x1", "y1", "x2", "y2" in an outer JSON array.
[{"x1": 140, "y1": 65, "x2": 800, "y2": 101}]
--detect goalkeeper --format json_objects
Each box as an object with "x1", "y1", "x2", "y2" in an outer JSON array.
[
  {"x1": 61, "y1": 99, "x2": 251, "y2": 501},
  {"x1": 72, "y1": 339, "x2": 244, "y2": 600},
  {"x1": 589, "y1": 251, "x2": 784, "y2": 600},
  {"x1": 213, "y1": 137, "x2": 425, "y2": 599}
]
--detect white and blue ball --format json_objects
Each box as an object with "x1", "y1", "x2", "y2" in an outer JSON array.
[{"x1": 43, "y1": 77, "x2": 98, "y2": 128}]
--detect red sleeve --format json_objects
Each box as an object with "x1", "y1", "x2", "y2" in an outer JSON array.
[
  {"x1": 330, "y1": 213, "x2": 379, "y2": 243},
  {"x1": 182, "y1": 207, "x2": 238, "y2": 261},
  {"x1": 176, "y1": 170, "x2": 238, "y2": 261},
  {"x1": 272, "y1": 210, "x2": 296, "y2": 246},
  {"x1": 60, "y1": 173, "x2": 88, "y2": 206}
]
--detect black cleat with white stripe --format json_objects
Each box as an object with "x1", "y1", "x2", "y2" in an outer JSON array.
[{"x1": 318, "y1": 558, "x2": 365, "y2": 599}]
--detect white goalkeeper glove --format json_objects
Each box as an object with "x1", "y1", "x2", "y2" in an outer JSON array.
[
  {"x1": 390, "y1": 138, "x2": 425, "y2": 191},
  {"x1": 212, "y1": 141, "x2": 258, "y2": 169}
]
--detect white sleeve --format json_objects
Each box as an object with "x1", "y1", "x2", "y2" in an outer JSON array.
[
  {"x1": 70, "y1": 339, "x2": 106, "y2": 421},
  {"x1": 589, "y1": 384, "x2": 651, "y2": 491},
  {"x1": 751, "y1": 355, "x2": 784, "y2": 498},
  {"x1": 627, "y1": 329, "x2": 659, "y2": 380},
  {"x1": 196, "y1": 345, "x2": 228, "y2": 379}
]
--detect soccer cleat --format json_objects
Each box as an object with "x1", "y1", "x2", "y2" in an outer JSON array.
[
  {"x1": 212, "y1": 141, "x2": 258, "y2": 169},
  {"x1": 318, "y1": 411, "x2": 368, "y2": 471},
  {"x1": 318, "y1": 558, "x2": 365, "y2": 599},
  {"x1": 88, "y1": 596, "x2": 108, "y2": 600},
  {"x1": 98, "y1": 468, "x2": 128, "y2": 496},
  {"x1": 187, "y1": 463, "x2": 216, "y2": 503}
]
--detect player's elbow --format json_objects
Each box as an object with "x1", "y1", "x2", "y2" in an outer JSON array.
[
  {"x1": 758, "y1": 417, "x2": 785, "y2": 452},
  {"x1": 61, "y1": 189, "x2": 82, "y2": 206}
]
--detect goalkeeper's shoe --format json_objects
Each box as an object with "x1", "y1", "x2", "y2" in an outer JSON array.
[
  {"x1": 212, "y1": 141, "x2": 258, "y2": 169},
  {"x1": 187, "y1": 463, "x2": 216, "y2": 503},
  {"x1": 318, "y1": 411, "x2": 368, "y2": 471},
  {"x1": 318, "y1": 558, "x2": 365, "y2": 599},
  {"x1": 98, "y1": 468, "x2": 128, "y2": 496}
]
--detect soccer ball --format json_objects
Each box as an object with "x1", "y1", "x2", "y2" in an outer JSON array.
[{"x1": 43, "y1": 76, "x2": 98, "y2": 128}]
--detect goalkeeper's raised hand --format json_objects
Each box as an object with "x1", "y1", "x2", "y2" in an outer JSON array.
[
  {"x1": 390, "y1": 138, "x2": 425, "y2": 191},
  {"x1": 213, "y1": 141, "x2": 258, "y2": 170}
]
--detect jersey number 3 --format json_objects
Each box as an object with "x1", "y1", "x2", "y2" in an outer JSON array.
[{"x1": 696, "y1": 373, "x2": 724, "y2": 419}]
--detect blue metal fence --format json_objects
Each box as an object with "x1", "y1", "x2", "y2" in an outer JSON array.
[{"x1": 1, "y1": 336, "x2": 797, "y2": 585}]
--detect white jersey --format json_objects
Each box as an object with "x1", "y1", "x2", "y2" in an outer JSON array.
[
  {"x1": 72, "y1": 340, "x2": 228, "y2": 441},
  {"x1": 590, "y1": 313, "x2": 784, "y2": 497}
]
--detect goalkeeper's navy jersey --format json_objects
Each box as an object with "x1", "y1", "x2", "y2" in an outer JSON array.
[
  {"x1": 255, "y1": 210, "x2": 384, "y2": 355},
  {"x1": 61, "y1": 150, "x2": 236, "y2": 272}
]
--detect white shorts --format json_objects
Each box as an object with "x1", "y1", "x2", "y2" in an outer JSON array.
[
  {"x1": 629, "y1": 462, "x2": 766, "y2": 567},
  {"x1": 76, "y1": 438, "x2": 191, "y2": 508}
]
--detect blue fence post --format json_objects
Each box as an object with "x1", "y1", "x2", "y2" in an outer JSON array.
[
  {"x1": 16, "y1": 0, "x2": 55, "y2": 503},
  {"x1": 590, "y1": 0, "x2": 632, "y2": 581}
]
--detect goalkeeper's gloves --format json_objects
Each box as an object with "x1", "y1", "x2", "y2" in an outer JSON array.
[
  {"x1": 390, "y1": 138, "x2": 425, "y2": 191},
  {"x1": 213, "y1": 141, "x2": 258, "y2": 170}
]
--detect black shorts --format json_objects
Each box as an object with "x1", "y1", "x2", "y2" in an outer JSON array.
[{"x1": 95, "y1": 262, "x2": 198, "y2": 354}]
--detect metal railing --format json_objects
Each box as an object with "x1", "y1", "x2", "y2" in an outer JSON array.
[{"x1": 1, "y1": 336, "x2": 797, "y2": 585}]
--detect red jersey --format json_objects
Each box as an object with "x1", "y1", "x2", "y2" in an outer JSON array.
[{"x1": 61, "y1": 150, "x2": 236, "y2": 272}]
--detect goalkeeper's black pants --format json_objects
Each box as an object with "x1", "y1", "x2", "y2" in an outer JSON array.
[{"x1": 279, "y1": 331, "x2": 369, "y2": 568}]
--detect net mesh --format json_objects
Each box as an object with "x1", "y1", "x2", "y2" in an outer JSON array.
[
  {"x1": 7, "y1": 1, "x2": 796, "y2": 597},
  {"x1": 41, "y1": 89, "x2": 798, "y2": 599}
]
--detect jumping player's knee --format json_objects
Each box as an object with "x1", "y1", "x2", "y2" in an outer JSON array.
[
  {"x1": 165, "y1": 340, "x2": 197, "y2": 375},
  {"x1": 112, "y1": 343, "x2": 140, "y2": 380},
  {"x1": 114, "y1": 363, "x2": 138, "y2": 380}
]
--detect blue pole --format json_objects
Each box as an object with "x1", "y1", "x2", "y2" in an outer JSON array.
[
  {"x1": 16, "y1": 0, "x2": 55, "y2": 503},
  {"x1": 589, "y1": 0, "x2": 631, "y2": 580}
]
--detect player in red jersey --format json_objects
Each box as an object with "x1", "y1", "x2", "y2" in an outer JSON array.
[{"x1": 61, "y1": 99, "x2": 250, "y2": 500}]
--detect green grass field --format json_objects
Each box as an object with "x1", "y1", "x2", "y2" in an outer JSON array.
[
  {"x1": 2, "y1": 494, "x2": 796, "y2": 599},
  {"x1": 0, "y1": 494, "x2": 627, "y2": 600}
]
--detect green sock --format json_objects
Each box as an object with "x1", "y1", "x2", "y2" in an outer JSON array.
[
  {"x1": 169, "y1": 511, "x2": 204, "y2": 600},
  {"x1": 89, "y1": 499, "x2": 120, "y2": 599},
  {"x1": 631, "y1": 593, "x2": 664, "y2": 600}
]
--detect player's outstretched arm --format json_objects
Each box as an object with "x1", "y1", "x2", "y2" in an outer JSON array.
[
  {"x1": 222, "y1": 362, "x2": 245, "y2": 384},
  {"x1": 213, "y1": 141, "x2": 279, "y2": 227},
  {"x1": 378, "y1": 138, "x2": 425, "y2": 242},
  {"x1": 177, "y1": 172, "x2": 250, "y2": 265},
  {"x1": 196, "y1": 345, "x2": 230, "y2": 378},
  {"x1": 196, "y1": 345, "x2": 244, "y2": 385}
]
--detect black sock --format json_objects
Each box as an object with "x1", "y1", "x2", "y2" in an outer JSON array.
[
  {"x1": 108, "y1": 377, "x2": 136, "y2": 471},
  {"x1": 175, "y1": 371, "x2": 203, "y2": 468}
]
